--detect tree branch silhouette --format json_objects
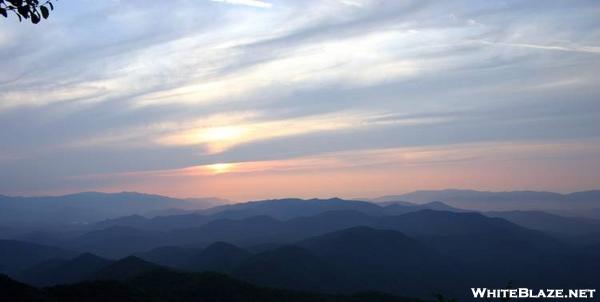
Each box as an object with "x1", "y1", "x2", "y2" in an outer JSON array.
[{"x1": 0, "y1": 0, "x2": 56, "y2": 24}]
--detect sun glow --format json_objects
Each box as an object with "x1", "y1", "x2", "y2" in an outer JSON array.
[
  {"x1": 207, "y1": 163, "x2": 236, "y2": 174},
  {"x1": 199, "y1": 126, "x2": 246, "y2": 142},
  {"x1": 156, "y1": 112, "x2": 367, "y2": 154},
  {"x1": 157, "y1": 125, "x2": 249, "y2": 153}
]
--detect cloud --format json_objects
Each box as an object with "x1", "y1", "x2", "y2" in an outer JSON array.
[
  {"x1": 0, "y1": 0, "x2": 599, "y2": 196},
  {"x1": 211, "y1": 0, "x2": 272, "y2": 9},
  {"x1": 476, "y1": 40, "x2": 600, "y2": 55}
]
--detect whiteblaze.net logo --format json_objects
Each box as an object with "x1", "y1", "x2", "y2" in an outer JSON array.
[{"x1": 471, "y1": 288, "x2": 597, "y2": 299}]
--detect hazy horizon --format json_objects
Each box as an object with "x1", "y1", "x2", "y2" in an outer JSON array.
[
  {"x1": 1, "y1": 0, "x2": 599, "y2": 200},
  {"x1": 2, "y1": 187, "x2": 600, "y2": 203}
]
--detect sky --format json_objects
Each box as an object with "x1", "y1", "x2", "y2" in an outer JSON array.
[{"x1": 0, "y1": 0, "x2": 599, "y2": 201}]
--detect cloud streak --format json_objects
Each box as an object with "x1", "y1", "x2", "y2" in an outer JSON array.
[{"x1": 211, "y1": 0, "x2": 273, "y2": 9}]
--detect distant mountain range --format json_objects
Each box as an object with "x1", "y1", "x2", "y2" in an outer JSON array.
[
  {"x1": 2, "y1": 189, "x2": 599, "y2": 228},
  {"x1": 4, "y1": 194, "x2": 600, "y2": 257},
  {"x1": 92, "y1": 198, "x2": 467, "y2": 232},
  {"x1": 1, "y1": 189, "x2": 600, "y2": 300},
  {"x1": 485, "y1": 210, "x2": 600, "y2": 239},
  {"x1": 372, "y1": 189, "x2": 600, "y2": 216},
  {"x1": 3, "y1": 218, "x2": 599, "y2": 300},
  {"x1": 202, "y1": 197, "x2": 384, "y2": 219},
  {"x1": 0, "y1": 240, "x2": 76, "y2": 275},
  {"x1": 0, "y1": 192, "x2": 226, "y2": 227}
]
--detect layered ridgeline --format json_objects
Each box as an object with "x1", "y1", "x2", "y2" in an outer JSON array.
[
  {"x1": 1, "y1": 191, "x2": 599, "y2": 300},
  {"x1": 1, "y1": 212, "x2": 599, "y2": 299},
  {"x1": 2, "y1": 190, "x2": 599, "y2": 228},
  {"x1": 373, "y1": 189, "x2": 600, "y2": 217},
  {"x1": 3, "y1": 251, "x2": 424, "y2": 301},
  {"x1": 0, "y1": 192, "x2": 226, "y2": 227}
]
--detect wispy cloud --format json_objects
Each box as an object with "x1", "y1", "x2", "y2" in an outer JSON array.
[
  {"x1": 477, "y1": 40, "x2": 600, "y2": 55},
  {"x1": 210, "y1": 0, "x2": 272, "y2": 9}
]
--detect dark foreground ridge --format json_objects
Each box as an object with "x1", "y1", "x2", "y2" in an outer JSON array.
[{"x1": 0, "y1": 270, "x2": 423, "y2": 302}]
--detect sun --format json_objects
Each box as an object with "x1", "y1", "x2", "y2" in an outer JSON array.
[{"x1": 206, "y1": 163, "x2": 235, "y2": 174}]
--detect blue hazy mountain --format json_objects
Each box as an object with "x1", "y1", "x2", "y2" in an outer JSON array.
[
  {"x1": 373, "y1": 189, "x2": 600, "y2": 217},
  {"x1": 134, "y1": 246, "x2": 200, "y2": 269},
  {"x1": 14, "y1": 254, "x2": 164, "y2": 287},
  {"x1": 5, "y1": 190, "x2": 598, "y2": 231},
  {"x1": 94, "y1": 213, "x2": 212, "y2": 231},
  {"x1": 374, "y1": 189, "x2": 565, "y2": 204},
  {"x1": 92, "y1": 256, "x2": 164, "y2": 281},
  {"x1": 2, "y1": 193, "x2": 600, "y2": 301},
  {"x1": 0, "y1": 240, "x2": 76, "y2": 275},
  {"x1": 2, "y1": 219, "x2": 598, "y2": 300},
  {"x1": 62, "y1": 226, "x2": 169, "y2": 259},
  {"x1": 165, "y1": 208, "x2": 550, "y2": 248},
  {"x1": 378, "y1": 210, "x2": 565, "y2": 276},
  {"x1": 233, "y1": 245, "x2": 349, "y2": 292},
  {"x1": 167, "y1": 210, "x2": 381, "y2": 247},
  {"x1": 384, "y1": 201, "x2": 467, "y2": 215},
  {"x1": 0, "y1": 192, "x2": 210, "y2": 227},
  {"x1": 59, "y1": 209, "x2": 565, "y2": 258},
  {"x1": 135, "y1": 242, "x2": 252, "y2": 272},
  {"x1": 485, "y1": 210, "x2": 600, "y2": 238},
  {"x1": 202, "y1": 198, "x2": 385, "y2": 220},
  {"x1": 188, "y1": 241, "x2": 252, "y2": 272},
  {"x1": 92, "y1": 198, "x2": 462, "y2": 232},
  {"x1": 298, "y1": 226, "x2": 455, "y2": 297},
  {"x1": 17, "y1": 253, "x2": 113, "y2": 286}
]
